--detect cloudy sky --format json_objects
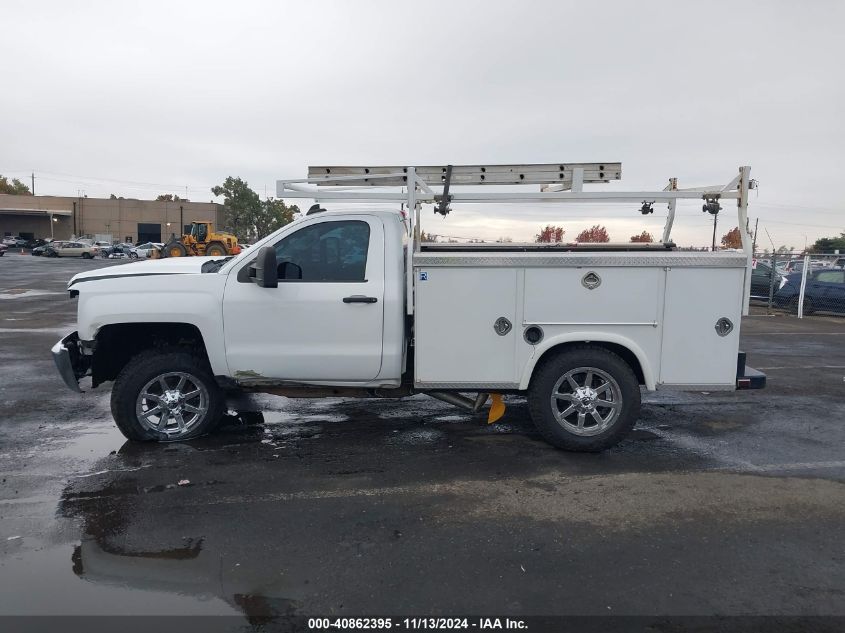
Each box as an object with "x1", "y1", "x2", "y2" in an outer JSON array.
[{"x1": 2, "y1": 0, "x2": 843, "y2": 248}]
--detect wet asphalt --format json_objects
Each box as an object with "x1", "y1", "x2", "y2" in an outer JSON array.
[{"x1": 0, "y1": 253, "x2": 843, "y2": 625}]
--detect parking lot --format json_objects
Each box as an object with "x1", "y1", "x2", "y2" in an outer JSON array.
[{"x1": 1, "y1": 253, "x2": 844, "y2": 625}]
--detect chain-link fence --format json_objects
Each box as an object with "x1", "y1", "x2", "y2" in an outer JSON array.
[{"x1": 751, "y1": 252, "x2": 845, "y2": 317}]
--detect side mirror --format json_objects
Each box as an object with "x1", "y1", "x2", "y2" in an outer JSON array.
[
  {"x1": 278, "y1": 261, "x2": 303, "y2": 280},
  {"x1": 249, "y1": 246, "x2": 278, "y2": 288}
]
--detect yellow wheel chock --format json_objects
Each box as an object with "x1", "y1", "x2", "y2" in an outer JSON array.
[{"x1": 487, "y1": 393, "x2": 506, "y2": 424}]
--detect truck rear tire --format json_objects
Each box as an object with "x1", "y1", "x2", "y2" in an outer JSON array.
[
  {"x1": 205, "y1": 242, "x2": 227, "y2": 257},
  {"x1": 527, "y1": 345, "x2": 640, "y2": 452},
  {"x1": 110, "y1": 349, "x2": 224, "y2": 442}
]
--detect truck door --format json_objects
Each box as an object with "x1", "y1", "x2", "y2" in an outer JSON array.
[{"x1": 222, "y1": 216, "x2": 385, "y2": 382}]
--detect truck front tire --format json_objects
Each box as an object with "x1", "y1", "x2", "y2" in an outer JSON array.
[
  {"x1": 165, "y1": 242, "x2": 188, "y2": 258},
  {"x1": 111, "y1": 349, "x2": 224, "y2": 442},
  {"x1": 528, "y1": 346, "x2": 640, "y2": 452}
]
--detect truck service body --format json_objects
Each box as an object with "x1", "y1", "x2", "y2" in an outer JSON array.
[{"x1": 53, "y1": 163, "x2": 765, "y2": 451}]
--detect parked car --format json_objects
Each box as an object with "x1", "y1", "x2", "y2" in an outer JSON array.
[
  {"x1": 2, "y1": 236, "x2": 22, "y2": 246},
  {"x1": 89, "y1": 241, "x2": 113, "y2": 257},
  {"x1": 98, "y1": 243, "x2": 133, "y2": 258},
  {"x1": 832, "y1": 257, "x2": 845, "y2": 269},
  {"x1": 108, "y1": 244, "x2": 134, "y2": 259},
  {"x1": 782, "y1": 260, "x2": 805, "y2": 274},
  {"x1": 774, "y1": 269, "x2": 845, "y2": 314},
  {"x1": 32, "y1": 241, "x2": 62, "y2": 256},
  {"x1": 129, "y1": 242, "x2": 163, "y2": 259},
  {"x1": 24, "y1": 238, "x2": 48, "y2": 249},
  {"x1": 750, "y1": 260, "x2": 782, "y2": 299},
  {"x1": 0, "y1": 243, "x2": 7, "y2": 256},
  {"x1": 44, "y1": 241, "x2": 97, "y2": 258}
]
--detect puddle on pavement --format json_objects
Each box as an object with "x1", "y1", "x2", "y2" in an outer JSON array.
[
  {"x1": 0, "y1": 543, "x2": 238, "y2": 615},
  {"x1": 0, "y1": 289, "x2": 63, "y2": 300},
  {"x1": 261, "y1": 410, "x2": 348, "y2": 426},
  {"x1": 49, "y1": 423, "x2": 127, "y2": 461}
]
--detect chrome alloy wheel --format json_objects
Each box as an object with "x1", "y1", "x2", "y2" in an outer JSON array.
[
  {"x1": 550, "y1": 366, "x2": 622, "y2": 436},
  {"x1": 135, "y1": 372, "x2": 209, "y2": 438}
]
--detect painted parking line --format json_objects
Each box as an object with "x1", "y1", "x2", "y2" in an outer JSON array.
[
  {"x1": 734, "y1": 460, "x2": 845, "y2": 473},
  {"x1": 743, "y1": 332, "x2": 845, "y2": 335},
  {"x1": 754, "y1": 365, "x2": 845, "y2": 370},
  {"x1": 0, "y1": 327, "x2": 73, "y2": 334}
]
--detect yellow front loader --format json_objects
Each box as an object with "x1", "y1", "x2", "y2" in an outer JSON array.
[{"x1": 163, "y1": 221, "x2": 241, "y2": 258}]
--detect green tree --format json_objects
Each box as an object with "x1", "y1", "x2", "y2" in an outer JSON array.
[
  {"x1": 810, "y1": 233, "x2": 845, "y2": 253},
  {"x1": 211, "y1": 177, "x2": 298, "y2": 241},
  {"x1": 0, "y1": 175, "x2": 32, "y2": 195},
  {"x1": 211, "y1": 177, "x2": 262, "y2": 240},
  {"x1": 156, "y1": 194, "x2": 189, "y2": 202},
  {"x1": 257, "y1": 198, "x2": 298, "y2": 240}
]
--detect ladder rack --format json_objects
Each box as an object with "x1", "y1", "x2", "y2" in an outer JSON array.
[
  {"x1": 307, "y1": 163, "x2": 621, "y2": 187},
  {"x1": 276, "y1": 163, "x2": 753, "y2": 316}
]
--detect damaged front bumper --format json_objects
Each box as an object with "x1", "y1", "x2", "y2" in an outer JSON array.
[{"x1": 51, "y1": 331, "x2": 89, "y2": 392}]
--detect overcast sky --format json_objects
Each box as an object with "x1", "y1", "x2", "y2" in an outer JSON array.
[{"x1": 2, "y1": 0, "x2": 843, "y2": 248}]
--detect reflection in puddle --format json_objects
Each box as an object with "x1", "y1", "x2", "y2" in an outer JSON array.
[
  {"x1": 51, "y1": 424, "x2": 126, "y2": 460},
  {"x1": 60, "y1": 473, "x2": 302, "y2": 622},
  {"x1": 0, "y1": 543, "x2": 238, "y2": 616}
]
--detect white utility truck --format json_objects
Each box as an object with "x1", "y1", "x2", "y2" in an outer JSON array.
[{"x1": 52, "y1": 163, "x2": 765, "y2": 451}]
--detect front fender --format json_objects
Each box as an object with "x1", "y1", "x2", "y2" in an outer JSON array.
[
  {"x1": 518, "y1": 330, "x2": 656, "y2": 390},
  {"x1": 75, "y1": 275, "x2": 229, "y2": 376}
]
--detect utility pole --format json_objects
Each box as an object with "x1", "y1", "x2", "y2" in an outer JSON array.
[
  {"x1": 752, "y1": 217, "x2": 759, "y2": 253},
  {"x1": 31, "y1": 172, "x2": 35, "y2": 195}
]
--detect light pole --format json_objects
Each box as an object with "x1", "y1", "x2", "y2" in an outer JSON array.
[{"x1": 50, "y1": 215, "x2": 57, "y2": 240}]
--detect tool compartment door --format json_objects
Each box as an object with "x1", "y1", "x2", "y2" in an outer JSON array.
[
  {"x1": 659, "y1": 267, "x2": 744, "y2": 386},
  {"x1": 414, "y1": 267, "x2": 518, "y2": 385}
]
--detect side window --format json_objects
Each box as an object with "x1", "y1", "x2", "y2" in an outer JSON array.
[
  {"x1": 273, "y1": 220, "x2": 370, "y2": 282},
  {"x1": 815, "y1": 271, "x2": 845, "y2": 284}
]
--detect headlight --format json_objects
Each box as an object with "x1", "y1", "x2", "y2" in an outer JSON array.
[{"x1": 779, "y1": 277, "x2": 788, "y2": 289}]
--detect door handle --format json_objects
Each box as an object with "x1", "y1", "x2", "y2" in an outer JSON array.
[{"x1": 343, "y1": 295, "x2": 378, "y2": 304}]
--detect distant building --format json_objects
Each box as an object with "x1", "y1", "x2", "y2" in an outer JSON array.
[{"x1": 0, "y1": 194, "x2": 224, "y2": 243}]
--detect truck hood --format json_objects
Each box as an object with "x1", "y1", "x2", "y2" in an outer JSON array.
[{"x1": 68, "y1": 257, "x2": 222, "y2": 288}]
